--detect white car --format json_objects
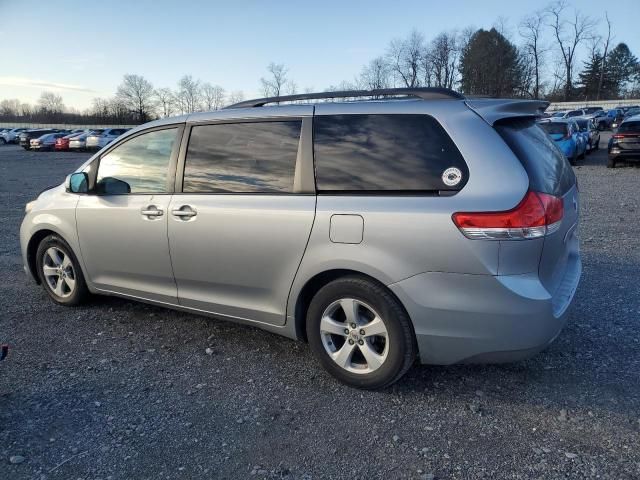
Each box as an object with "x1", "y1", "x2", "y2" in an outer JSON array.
[
  {"x1": 2, "y1": 128, "x2": 29, "y2": 144},
  {"x1": 69, "y1": 130, "x2": 103, "y2": 151},
  {"x1": 85, "y1": 128, "x2": 129, "y2": 150}
]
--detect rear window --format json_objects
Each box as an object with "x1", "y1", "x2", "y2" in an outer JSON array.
[
  {"x1": 539, "y1": 122, "x2": 567, "y2": 135},
  {"x1": 496, "y1": 119, "x2": 575, "y2": 197},
  {"x1": 567, "y1": 110, "x2": 583, "y2": 117},
  {"x1": 618, "y1": 121, "x2": 640, "y2": 133},
  {"x1": 313, "y1": 114, "x2": 468, "y2": 193}
]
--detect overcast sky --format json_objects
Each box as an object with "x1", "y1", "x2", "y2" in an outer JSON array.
[{"x1": 1, "y1": 0, "x2": 638, "y2": 110}]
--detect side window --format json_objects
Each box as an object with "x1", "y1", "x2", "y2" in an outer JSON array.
[
  {"x1": 96, "y1": 128, "x2": 177, "y2": 194},
  {"x1": 313, "y1": 114, "x2": 469, "y2": 192},
  {"x1": 183, "y1": 121, "x2": 301, "y2": 193}
]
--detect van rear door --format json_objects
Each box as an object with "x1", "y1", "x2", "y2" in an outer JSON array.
[{"x1": 495, "y1": 118, "x2": 580, "y2": 311}]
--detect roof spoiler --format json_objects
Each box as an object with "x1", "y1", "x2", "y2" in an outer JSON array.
[{"x1": 465, "y1": 98, "x2": 550, "y2": 125}]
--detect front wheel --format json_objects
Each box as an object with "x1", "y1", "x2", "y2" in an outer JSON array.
[
  {"x1": 306, "y1": 276, "x2": 416, "y2": 389},
  {"x1": 36, "y1": 235, "x2": 88, "y2": 306}
]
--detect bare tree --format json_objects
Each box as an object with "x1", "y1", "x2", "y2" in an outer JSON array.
[
  {"x1": 227, "y1": 91, "x2": 245, "y2": 105},
  {"x1": 429, "y1": 32, "x2": 459, "y2": 89},
  {"x1": 155, "y1": 88, "x2": 176, "y2": 117},
  {"x1": 201, "y1": 83, "x2": 226, "y2": 110},
  {"x1": 519, "y1": 11, "x2": 547, "y2": 98},
  {"x1": 0, "y1": 99, "x2": 21, "y2": 116},
  {"x1": 116, "y1": 74, "x2": 156, "y2": 122},
  {"x1": 359, "y1": 56, "x2": 391, "y2": 90},
  {"x1": 38, "y1": 91, "x2": 65, "y2": 114},
  {"x1": 597, "y1": 12, "x2": 612, "y2": 100},
  {"x1": 547, "y1": 0, "x2": 598, "y2": 100},
  {"x1": 176, "y1": 75, "x2": 202, "y2": 113},
  {"x1": 260, "y1": 63, "x2": 288, "y2": 97},
  {"x1": 386, "y1": 30, "x2": 425, "y2": 87}
]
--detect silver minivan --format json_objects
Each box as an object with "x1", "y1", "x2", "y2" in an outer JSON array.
[{"x1": 20, "y1": 88, "x2": 581, "y2": 389}]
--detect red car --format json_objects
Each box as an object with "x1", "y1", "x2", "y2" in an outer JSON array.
[{"x1": 55, "y1": 133, "x2": 82, "y2": 151}]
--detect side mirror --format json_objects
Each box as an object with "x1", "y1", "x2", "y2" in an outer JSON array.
[
  {"x1": 66, "y1": 172, "x2": 89, "y2": 193},
  {"x1": 97, "y1": 177, "x2": 131, "y2": 195}
]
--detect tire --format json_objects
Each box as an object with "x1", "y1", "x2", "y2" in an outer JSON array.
[
  {"x1": 594, "y1": 140, "x2": 599, "y2": 150},
  {"x1": 306, "y1": 275, "x2": 417, "y2": 390},
  {"x1": 569, "y1": 150, "x2": 577, "y2": 166},
  {"x1": 607, "y1": 157, "x2": 616, "y2": 168},
  {"x1": 35, "y1": 234, "x2": 88, "y2": 306},
  {"x1": 0, "y1": 138, "x2": 5, "y2": 145},
  {"x1": 586, "y1": 141, "x2": 592, "y2": 155}
]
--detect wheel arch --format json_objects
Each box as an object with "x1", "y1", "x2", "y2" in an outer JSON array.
[
  {"x1": 27, "y1": 229, "x2": 77, "y2": 284},
  {"x1": 292, "y1": 268, "x2": 413, "y2": 343}
]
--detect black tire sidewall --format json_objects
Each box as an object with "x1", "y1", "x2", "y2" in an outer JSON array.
[
  {"x1": 35, "y1": 234, "x2": 88, "y2": 306},
  {"x1": 306, "y1": 276, "x2": 415, "y2": 389}
]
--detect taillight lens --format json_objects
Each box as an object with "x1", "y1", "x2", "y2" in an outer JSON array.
[{"x1": 452, "y1": 191, "x2": 564, "y2": 240}]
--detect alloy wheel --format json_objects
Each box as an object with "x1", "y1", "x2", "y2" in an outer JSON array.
[
  {"x1": 319, "y1": 298, "x2": 389, "y2": 374},
  {"x1": 42, "y1": 247, "x2": 76, "y2": 298}
]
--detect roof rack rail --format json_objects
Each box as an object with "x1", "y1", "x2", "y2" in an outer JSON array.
[{"x1": 225, "y1": 87, "x2": 465, "y2": 109}]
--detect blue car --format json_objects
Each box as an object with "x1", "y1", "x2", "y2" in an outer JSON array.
[{"x1": 538, "y1": 119, "x2": 585, "y2": 165}]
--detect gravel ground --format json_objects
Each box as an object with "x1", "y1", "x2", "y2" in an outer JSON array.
[{"x1": 1, "y1": 138, "x2": 639, "y2": 480}]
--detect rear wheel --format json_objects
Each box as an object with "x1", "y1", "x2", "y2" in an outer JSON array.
[
  {"x1": 36, "y1": 235, "x2": 88, "y2": 306},
  {"x1": 569, "y1": 149, "x2": 578, "y2": 166},
  {"x1": 594, "y1": 139, "x2": 600, "y2": 150},
  {"x1": 607, "y1": 157, "x2": 616, "y2": 168},
  {"x1": 306, "y1": 276, "x2": 416, "y2": 389}
]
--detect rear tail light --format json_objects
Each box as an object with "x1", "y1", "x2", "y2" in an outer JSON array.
[{"x1": 452, "y1": 191, "x2": 564, "y2": 240}]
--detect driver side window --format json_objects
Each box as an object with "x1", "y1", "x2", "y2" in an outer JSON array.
[{"x1": 96, "y1": 128, "x2": 177, "y2": 194}]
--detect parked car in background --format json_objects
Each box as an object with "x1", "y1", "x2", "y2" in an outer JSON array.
[
  {"x1": 30, "y1": 133, "x2": 68, "y2": 151},
  {"x1": 575, "y1": 118, "x2": 600, "y2": 152},
  {"x1": 55, "y1": 132, "x2": 84, "y2": 151},
  {"x1": 622, "y1": 107, "x2": 640, "y2": 120},
  {"x1": 608, "y1": 115, "x2": 640, "y2": 168},
  {"x1": 585, "y1": 110, "x2": 612, "y2": 130},
  {"x1": 538, "y1": 119, "x2": 584, "y2": 164},
  {"x1": 19, "y1": 88, "x2": 581, "y2": 389},
  {"x1": 19, "y1": 129, "x2": 59, "y2": 150},
  {"x1": 2, "y1": 128, "x2": 29, "y2": 144},
  {"x1": 583, "y1": 107, "x2": 603, "y2": 115},
  {"x1": 550, "y1": 111, "x2": 568, "y2": 118},
  {"x1": 69, "y1": 130, "x2": 104, "y2": 151},
  {"x1": 609, "y1": 109, "x2": 625, "y2": 129},
  {"x1": 85, "y1": 128, "x2": 130, "y2": 150}
]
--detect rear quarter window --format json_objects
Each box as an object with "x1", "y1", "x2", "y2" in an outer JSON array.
[
  {"x1": 496, "y1": 118, "x2": 576, "y2": 197},
  {"x1": 313, "y1": 114, "x2": 468, "y2": 193}
]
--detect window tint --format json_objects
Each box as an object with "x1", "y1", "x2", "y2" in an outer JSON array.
[
  {"x1": 618, "y1": 121, "x2": 640, "y2": 133},
  {"x1": 313, "y1": 114, "x2": 468, "y2": 192},
  {"x1": 183, "y1": 121, "x2": 301, "y2": 193},
  {"x1": 496, "y1": 119, "x2": 575, "y2": 197},
  {"x1": 567, "y1": 110, "x2": 583, "y2": 117},
  {"x1": 96, "y1": 128, "x2": 176, "y2": 194},
  {"x1": 539, "y1": 122, "x2": 568, "y2": 135}
]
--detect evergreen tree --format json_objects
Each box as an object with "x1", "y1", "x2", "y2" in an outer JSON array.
[
  {"x1": 606, "y1": 43, "x2": 639, "y2": 98},
  {"x1": 460, "y1": 28, "x2": 525, "y2": 97},
  {"x1": 578, "y1": 52, "x2": 606, "y2": 100}
]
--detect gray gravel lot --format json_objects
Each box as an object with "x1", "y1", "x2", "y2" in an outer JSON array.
[{"x1": 1, "y1": 138, "x2": 639, "y2": 479}]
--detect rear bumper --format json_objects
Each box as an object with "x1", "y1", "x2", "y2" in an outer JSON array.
[{"x1": 390, "y1": 260, "x2": 581, "y2": 365}]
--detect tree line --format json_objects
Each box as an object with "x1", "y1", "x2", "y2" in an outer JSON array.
[{"x1": 1, "y1": 1, "x2": 638, "y2": 126}]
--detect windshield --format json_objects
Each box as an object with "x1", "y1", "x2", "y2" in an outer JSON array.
[
  {"x1": 575, "y1": 119, "x2": 589, "y2": 130},
  {"x1": 539, "y1": 122, "x2": 567, "y2": 135}
]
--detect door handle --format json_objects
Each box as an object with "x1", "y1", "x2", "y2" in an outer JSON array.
[
  {"x1": 171, "y1": 205, "x2": 197, "y2": 219},
  {"x1": 141, "y1": 205, "x2": 164, "y2": 218}
]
